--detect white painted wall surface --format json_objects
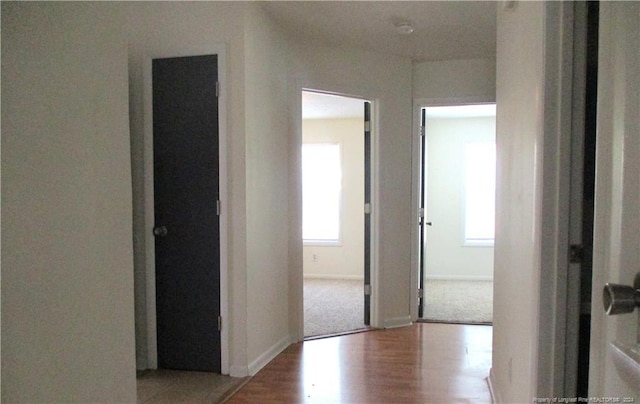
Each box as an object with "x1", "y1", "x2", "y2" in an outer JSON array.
[
  {"x1": 243, "y1": 3, "x2": 293, "y2": 376},
  {"x1": 413, "y1": 58, "x2": 496, "y2": 101},
  {"x1": 303, "y1": 118, "x2": 365, "y2": 280},
  {"x1": 493, "y1": 2, "x2": 545, "y2": 399},
  {"x1": 493, "y1": 1, "x2": 568, "y2": 401},
  {"x1": 1, "y1": 3, "x2": 136, "y2": 401},
  {"x1": 424, "y1": 117, "x2": 495, "y2": 280},
  {"x1": 494, "y1": 2, "x2": 578, "y2": 399}
]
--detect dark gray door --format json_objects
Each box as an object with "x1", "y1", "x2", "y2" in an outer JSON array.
[
  {"x1": 364, "y1": 102, "x2": 371, "y2": 325},
  {"x1": 153, "y1": 55, "x2": 221, "y2": 372},
  {"x1": 418, "y1": 108, "x2": 427, "y2": 318}
]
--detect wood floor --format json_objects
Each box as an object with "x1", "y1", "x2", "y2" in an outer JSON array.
[{"x1": 227, "y1": 323, "x2": 492, "y2": 403}]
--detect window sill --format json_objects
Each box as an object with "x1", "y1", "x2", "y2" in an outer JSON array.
[
  {"x1": 303, "y1": 240, "x2": 342, "y2": 247},
  {"x1": 463, "y1": 240, "x2": 494, "y2": 248}
]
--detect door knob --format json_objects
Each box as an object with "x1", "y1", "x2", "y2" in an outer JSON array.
[
  {"x1": 603, "y1": 273, "x2": 640, "y2": 315},
  {"x1": 153, "y1": 225, "x2": 168, "y2": 237}
]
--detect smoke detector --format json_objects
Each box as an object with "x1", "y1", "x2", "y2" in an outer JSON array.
[{"x1": 395, "y1": 21, "x2": 414, "y2": 35}]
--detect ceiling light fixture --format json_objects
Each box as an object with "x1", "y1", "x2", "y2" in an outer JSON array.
[{"x1": 395, "y1": 21, "x2": 414, "y2": 35}]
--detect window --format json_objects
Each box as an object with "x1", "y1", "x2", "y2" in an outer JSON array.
[
  {"x1": 464, "y1": 142, "x2": 496, "y2": 246},
  {"x1": 302, "y1": 143, "x2": 341, "y2": 244}
]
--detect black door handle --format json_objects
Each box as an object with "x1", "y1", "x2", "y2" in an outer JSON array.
[{"x1": 153, "y1": 226, "x2": 168, "y2": 237}]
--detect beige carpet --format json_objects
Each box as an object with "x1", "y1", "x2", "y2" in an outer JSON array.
[
  {"x1": 304, "y1": 278, "x2": 366, "y2": 338},
  {"x1": 422, "y1": 279, "x2": 493, "y2": 324},
  {"x1": 304, "y1": 279, "x2": 492, "y2": 337}
]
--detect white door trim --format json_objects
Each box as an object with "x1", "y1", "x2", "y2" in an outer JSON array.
[
  {"x1": 410, "y1": 96, "x2": 495, "y2": 322},
  {"x1": 292, "y1": 81, "x2": 381, "y2": 340},
  {"x1": 141, "y1": 45, "x2": 229, "y2": 374},
  {"x1": 536, "y1": 2, "x2": 579, "y2": 396}
]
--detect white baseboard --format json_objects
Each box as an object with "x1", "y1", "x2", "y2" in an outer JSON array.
[
  {"x1": 303, "y1": 274, "x2": 365, "y2": 281},
  {"x1": 229, "y1": 365, "x2": 249, "y2": 378},
  {"x1": 247, "y1": 334, "x2": 293, "y2": 376},
  {"x1": 424, "y1": 275, "x2": 493, "y2": 281},
  {"x1": 487, "y1": 368, "x2": 501, "y2": 403},
  {"x1": 383, "y1": 315, "x2": 412, "y2": 329}
]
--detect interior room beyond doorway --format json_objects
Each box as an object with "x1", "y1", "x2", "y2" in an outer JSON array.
[
  {"x1": 419, "y1": 104, "x2": 496, "y2": 325},
  {"x1": 301, "y1": 91, "x2": 368, "y2": 338}
]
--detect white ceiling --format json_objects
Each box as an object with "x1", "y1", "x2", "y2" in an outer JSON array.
[
  {"x1": 271, "y1": 1, "x2": 498, "y2": 120},
  {"x1": 302, "y1": 91, "x2": 365, "y2": 119},
  {"x1": 261, "y1": 1, "x2": 497, "y2": 62}
]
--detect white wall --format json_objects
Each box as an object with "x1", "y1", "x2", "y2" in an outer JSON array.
[
  {"x1": 493, "y1": 3, "x2": 545, "y2": 399},
  {"x1": 288, "y1": 41, "x2": 414, "y2": 330},
  {"x1": 493, "y1": 1, "x2": 575, "y2": 401},
  {"x1": 1, "y1": 3, "x2": 136, "y2": 401},
  {"x1": 413, "y1": 58, "x2": 496, "y2": 101},
  {"x1": 243, "y1": 3, "x2": 293, "y2": 375},
  {"x1": 424, "y1": 117, "x2": 495, "y2": 280},
  {"x1": 302, "y1": 118, "x2": 365, "y2": 280}
]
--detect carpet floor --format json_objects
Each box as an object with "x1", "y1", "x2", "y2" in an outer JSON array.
[
  {"x1": 304, "y1": 278, "x2": 366, "y2": 338},
  {"x1": 422, "y1": 279, "x2": 493, "y2": 324},
  {"x1": 303, "y1": 279, "x2": 493, "y2": 337}
]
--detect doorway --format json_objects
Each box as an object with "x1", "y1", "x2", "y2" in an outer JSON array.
[
  {"x1": 152, "y1": 55, "x2": 221, "y2": 371},
  {"x1": 137, "y1": 50, "x2": 229, "y2": 374},
  {"x1": 418, "y1": 104, "x2": 496, "y2": 325},
  {"x1": 301, "y1": 91, "x2": 371, "y2": 338}
]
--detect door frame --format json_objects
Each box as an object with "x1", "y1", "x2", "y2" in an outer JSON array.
[
  {"x1": 141, "y1": 45, "x2": 229, "y2": 374},
  {"x1": 410, "y1": 96, "x2": 495, "y2": 322},
  {"x1": 293, "y1": 82, "x2": 380, "y2": 341},
  {"x1": 488, "y1": 1, "x2": 582, "y2": 398}
]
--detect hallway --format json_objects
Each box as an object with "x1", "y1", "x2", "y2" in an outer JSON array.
[{"x1": 227, "y1": 323, "x2": 492, "y2": 403}]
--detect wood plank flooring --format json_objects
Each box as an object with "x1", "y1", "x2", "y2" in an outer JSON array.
[{"x1": 227, "y1": 323, "x2": 492, "y2": 403}]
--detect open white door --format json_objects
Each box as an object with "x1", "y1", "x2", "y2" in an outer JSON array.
[{"x1": 589, "y1": 1, "x2": 640, "y2": 398}]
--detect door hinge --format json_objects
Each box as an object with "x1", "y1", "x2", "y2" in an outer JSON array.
[
  {"x1": 364, "y1": 203, "x2": 371, "y2": 214},
  {"x1": 216, "y1": 200, "x2": 221, "y2": 216},
  {"x1": 364, "y1": 284, "x2": 372, "y2": 296},
  {"x1": 364, "y1": 120, "x2": 371, "y2": 132},
  {"x1": 217, "y1": 316, "x2": 222, "y2": 332},
  {"x1": 420, "y1": 125, "x2": 426, "y2": 137},
  {"x1": 418, "y1": 288, "x2": 424, "y2": 299},
  {"x1": 216, "y1": 81, "x2": 220, "y2": 97},
  {"x1": 418, "y1": 208, "x2": 424, "y2": 218},
  {"x1": 569, "y1": 244, "x2": 584, "y2": 264}
]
